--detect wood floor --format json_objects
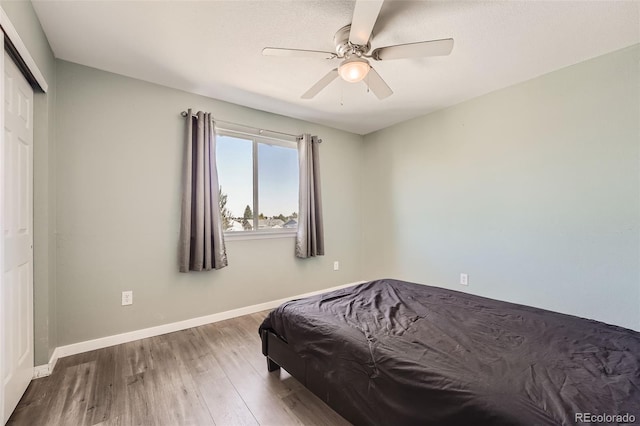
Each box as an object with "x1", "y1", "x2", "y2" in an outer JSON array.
[{"x1": 8, "y1": 311, "x2": 351, "y2": 426}]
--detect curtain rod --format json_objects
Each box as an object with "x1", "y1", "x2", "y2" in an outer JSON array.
[{"x1": 180, "y1": 111, "x2": 313, "y2": 141}]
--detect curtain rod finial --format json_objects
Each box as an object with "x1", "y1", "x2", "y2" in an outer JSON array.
[{"x1": 181, "y1": 111, "x2": 188, "y2": 117}]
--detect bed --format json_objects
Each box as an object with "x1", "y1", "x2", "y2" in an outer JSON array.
[{"x1": 259, "y1": 279, "x2": 640, "y2": 425}]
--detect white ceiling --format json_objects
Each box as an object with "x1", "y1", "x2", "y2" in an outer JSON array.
[{"x1": 32, "y1": 0, "x2": 640, "y2": 135}]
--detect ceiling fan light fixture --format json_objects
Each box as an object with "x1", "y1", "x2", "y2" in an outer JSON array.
[{"x1": 338, "y1": 57, "x2": 370, "y2": 83}]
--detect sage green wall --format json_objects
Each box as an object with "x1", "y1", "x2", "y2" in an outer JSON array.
[
  {"x1": 54, "y1": 60, "x2": 363, "y2": 346},
  {"x1": 1, "y1": 1, "x2": 57, "y2": 365},
  {"x1": 363, "y1": 44, "x2": 640, "y2": 331}
]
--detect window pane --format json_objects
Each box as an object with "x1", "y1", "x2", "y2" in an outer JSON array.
[
  {"x1": 258, "y1": 143, "x2": 298, "y2": 230},
  {"x1": 217, "y1": 135, "x2": 253, "y2": 231}
]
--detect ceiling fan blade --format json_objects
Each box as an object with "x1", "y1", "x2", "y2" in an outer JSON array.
[
  {"x1": 372, "y1": 38, "x2": 454, "y2": 61},
  {"x1": 364, "y1": 67, "x2": 393, "y2": 99},
  {"x1": 301, "y1": 69, "x2": 339, "y2": 99},
  {"x1": 349, "y1": 0, "x2": 384, "y2": 46},
  {"x1": 262, "y1": 47, "x2": 336, "y2": 59}
]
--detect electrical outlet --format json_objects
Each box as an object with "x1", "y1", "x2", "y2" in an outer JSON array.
[
  {"x1": 333, "y1": 261, "x2": 340, "y2": 271},
  {"x1": 460, "y1": 273, "x2": 469, "y2": 286},
  {"x1": 122, "y1": 290, "x2": 133, "y2": 306}
]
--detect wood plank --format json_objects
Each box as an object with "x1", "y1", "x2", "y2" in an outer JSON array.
[
  {"x1": 136, "y1": 337, "x2": 214, "y2": 426},
  {"x1": 139, "y1": 367, "x2": 214, "y2": 426},
  {"x1": 48, "y1": 361, "x2": 97, "y2": 426},
  {"x1": 92, "y1": 416, "x2": 122, "y2": 426},
  {"x1": 122, "y1": 371, "x2": 155, "y2": 426},
  {"x1": 121, "y1": 339, "x2": 155, "y2": 377},
  {"x1": 86, "y1": 345, "x2": 118, "y2": 425},
  {"x1": 168, "y1": 327, "x2": 226, "y2": 379},
  {"x1": 282, "y1": 387, "x2": 352, "y2": 426},
  {"x1": 198, "y1": 325, "x2": 304, "y2": 425},
  {"x1": 194, "y1": 373, "x2": 258, "y2": 426},
  {"x1": 5, "y1": 377, "x2": 52, "y2": 425},
  {"x1": 201, "y1": 324, "x2": 303, "y2": 398}
]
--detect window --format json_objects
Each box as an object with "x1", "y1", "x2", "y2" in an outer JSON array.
[{"x1": 216, "y1": 130, "x2": 298, "y2": 237}]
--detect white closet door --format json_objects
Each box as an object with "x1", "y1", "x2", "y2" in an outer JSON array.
[{"x1": 2, "y1": 48, "x2": 34, "y2": 424}]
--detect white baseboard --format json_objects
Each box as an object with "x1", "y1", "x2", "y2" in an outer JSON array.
[
  {"x1": 32, "y1": 347, "x2": 60, "y2": 379},
  {"x1": 32, "y1": 364, "x2": 50, "y2": 379},
  {"x1": 33, "y1": 280, "x2": 364, "y2": 378}
]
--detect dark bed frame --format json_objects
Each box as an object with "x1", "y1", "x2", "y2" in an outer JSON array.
[
  {"x1": 260, "y1": 329, "x2": 300, "y2": 374},
  {"x1": 260, "y1": 328, "x2": 359, "y2": 424}
]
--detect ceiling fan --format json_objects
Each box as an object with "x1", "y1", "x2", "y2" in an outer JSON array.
[{"x1": 262, "y1": 0, "x2": 454, "y2": 100}]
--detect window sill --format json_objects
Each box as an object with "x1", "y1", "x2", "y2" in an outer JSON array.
[{"x1": 224, "y1": 230, "x2": 297, "y2": 241}]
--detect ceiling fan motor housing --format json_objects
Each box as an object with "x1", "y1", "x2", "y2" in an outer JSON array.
[{"x1": 334, "y1": 25, "x2": 371, "y2": 58}]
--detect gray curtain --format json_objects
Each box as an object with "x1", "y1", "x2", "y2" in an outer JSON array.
[
  {"x1": 179, "y1": 109, "x2": 228, "y2": 272},
  {"x1": 296, "y1": 133, "x2": 324, "y2": 258}
]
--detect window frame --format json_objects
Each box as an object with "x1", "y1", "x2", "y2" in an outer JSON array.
[{"x1": 215, "y1": 127, "x2": 299, "y2": 241}]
